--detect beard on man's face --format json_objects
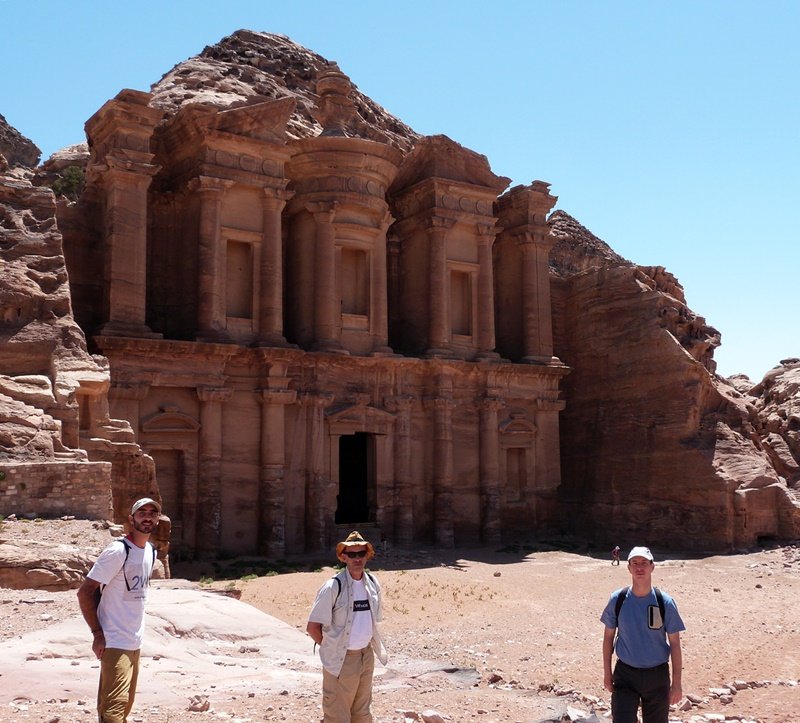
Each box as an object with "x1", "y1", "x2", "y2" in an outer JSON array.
[{"x1": 131, "y1": 517, "x2": 157, "y2": 534}]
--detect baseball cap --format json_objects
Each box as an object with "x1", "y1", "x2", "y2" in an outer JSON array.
[
  {"x1": 131, "y1": 497, "x2": 162, "y2": 515},
  {"x1": 627, "y1": 546, "x2": 654, "y2": 562}
]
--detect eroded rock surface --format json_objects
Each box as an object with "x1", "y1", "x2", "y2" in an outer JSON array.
[
  {"x1": 149, "y1": 29, "x2": 419, "y2": 151},
  {"x1": 0, "y1": 113, "x2": 40, "y2": 169}
]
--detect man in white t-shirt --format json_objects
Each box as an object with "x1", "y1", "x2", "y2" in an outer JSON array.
[
  {"x1": 77, "y1": 498, "x2": 160, "y2": 722},
  {"x1": 307, "y1": 530, "x2": 387, "y2": 722}
]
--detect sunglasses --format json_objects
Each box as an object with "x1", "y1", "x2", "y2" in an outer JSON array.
[{"x1": 343, "y1": 550, "x2": 368, "y2": 558}]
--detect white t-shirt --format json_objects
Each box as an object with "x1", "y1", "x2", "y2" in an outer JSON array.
[
  {"x1": 347, "y1": 577, "x2": 374, "y2": 650},
  {"x1": 88, "y1": 538, "x2": 155, "y2": 650}
]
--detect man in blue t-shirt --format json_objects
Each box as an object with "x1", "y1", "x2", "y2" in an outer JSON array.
[{"x1": 600, "y1": 546, "x2": 685, "y2": 723}]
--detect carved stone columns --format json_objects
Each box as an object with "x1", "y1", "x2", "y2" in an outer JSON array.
[
  {"x1": 476, "y1": 223, "x2": 499, "y2": 359},
  {"x1": 98, "y1": 159, "x2": 161, "y2": 337},
  {"x1": 516, "y1": 231, "x2": 555, "y2": 362},
  {"x1": 191, "y1": 177, "x2": 234, "y2": 342},
  {"x1": 258, "y1": 368, "x2": 296, "y2": 556},
  {"x1": 306, "y1": 202, "x2": 343, "y2": 352},
  {"x1": 480, "y1": 396, "x2": 504, "y2": 544},
  {"x1": 385, "y1": 394, "x2": 414, "y2": 546},
  {"x1": 196, "y1": 385, "x2": 232, "y2": 557},
  {"x1": 257, "y1": 188, "x2": 293, "y2": 346},
  {"x1": 300, "y1": 391, "x2": 334, "y2": 551},
  {"x1": 426, "y1": 217, "x2": 454, "y2": 357},
  {"x1": 370, "y1": 211, "x2": 394, "y2": 355},
  {"x1": 425, "y1": 393, "x2": 455, "y2": 547}
]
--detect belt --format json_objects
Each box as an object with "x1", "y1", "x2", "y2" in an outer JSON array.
[
  {"x1": 617, "y1": 659, "x2": 669, "y2": 671},
  {"x1": 346, "y1": 645, "x2": 371, "y2": 654}
]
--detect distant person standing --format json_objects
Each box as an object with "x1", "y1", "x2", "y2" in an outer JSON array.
[
  {"x1": 601, "y1": 546, "x2": 685, "y2": 723},
  {"x1": 77, "y1": 498, "x2": 160, "y2": 723},
  {"x1": 307, "y1": 530, "x2": 387, "y2": 722},
  {"x1": 611, "y1": 545, "x2": 621, "y2": 565}
]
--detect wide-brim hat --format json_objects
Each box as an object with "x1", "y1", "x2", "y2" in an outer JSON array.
[{"x1": 336, "y1": 530, "x2": 375, "y2": 560}]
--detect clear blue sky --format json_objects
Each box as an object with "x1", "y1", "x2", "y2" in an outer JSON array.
[{"x1": 2, "y1": 0, "x2": 797, "y2": 381}]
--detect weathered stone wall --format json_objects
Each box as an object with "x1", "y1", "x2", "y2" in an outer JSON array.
[{"x1": 0, "y1": 462, "x2": 112, "y2": 519}]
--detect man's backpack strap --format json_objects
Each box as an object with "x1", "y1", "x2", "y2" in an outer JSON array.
[
  {"x1": 615, "y1": 585, "x2": 666, "y2": 624},
  {"x1": 614, "y1": 586, "x2": 629, "y2": 620},
  {"x1": 332, "y1": 569, "x2": 375, "y2": 606}
]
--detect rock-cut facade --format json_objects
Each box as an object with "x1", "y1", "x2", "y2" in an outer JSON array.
[{"x1": 63, "y1": 67, "x2": 568, "y2": 558}]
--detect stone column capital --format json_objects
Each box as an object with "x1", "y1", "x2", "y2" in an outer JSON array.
[
  {"x1": 481, "y1": 396, "x2": 505, "y2": 413},
  {"x1": 259, "y1": 389, "x2": 297, "y2": 406},
  {"x1": 383, "y1": 394, "x2": 415, "y2": 413},
  {"x1": 263, "y1": 187, "x2": 294, "y2": 212},
  {"x1": 103, "y1": 153, "x2": 161, "y2": 181},
  {"x1": 513, "y1": 228, "x2": 553, "y2": 249},
  {"x1": 425, "y1": 215, "x2": 456, "y2": 235},
  {"x1": 305, "y1": 200, "x2": 338, "y2": 223},
  {"x1": 188, "y1": 176, "x2": 236, "y2": 196},
  {"x1": 196, "y1": 386, "x2": 233, "y2": 403},
  {"x1": 423, "y1": 396, "x2": 456, "y2": 412},
  {"x1": 475, "y1": 222, "x2": 500, "y2": 245}
]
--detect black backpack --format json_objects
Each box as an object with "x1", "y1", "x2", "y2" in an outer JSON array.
[{"x1": 615, "y1": 585, "x2": 666, "y2": 626}]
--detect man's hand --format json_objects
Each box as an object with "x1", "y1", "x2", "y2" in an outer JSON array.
[
  {"x1": 669, "y1": 681, "x2": 682, "y2": 705},
  {"x1": 92, "y1": 630, "x2": 106, "y2": 660},
  {"x1": 603, "y1": 672, "x2": 614, "y2": 694}
]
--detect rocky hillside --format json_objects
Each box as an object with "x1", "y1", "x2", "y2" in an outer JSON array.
[{"x1": 149, "y1": 29, "x2": 419, "y2": 151}]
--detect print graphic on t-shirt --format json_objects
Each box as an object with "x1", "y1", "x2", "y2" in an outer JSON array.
[
  {"x1": 353, "y1": 599, "x2": 371, "y2": 611},
  {"x1": 122, "y1": 561, "x2": 151, "y2": 602}
]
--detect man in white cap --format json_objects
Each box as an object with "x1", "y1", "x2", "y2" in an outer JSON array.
[
  {"x1": 307, "y1": 530, "x2": 387, "y2": 722},
  {"x1": 77, "y1": 497, "x2": 161, "y2": 722},
  {"x1": 600, "y1": 545, "x2": 685, "y2": 723}
]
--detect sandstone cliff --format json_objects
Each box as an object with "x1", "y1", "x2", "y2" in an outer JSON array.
[
  {"x1": 0, "y1": 167, "x2": 156, "y2": 523},
  {"x1": 549, "y1": 212, "x2": 800, "y2": 549}
]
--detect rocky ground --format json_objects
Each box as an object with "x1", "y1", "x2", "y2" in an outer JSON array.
[{"x1": 1, "y1": 518, "x2": 799, "y2": 722}]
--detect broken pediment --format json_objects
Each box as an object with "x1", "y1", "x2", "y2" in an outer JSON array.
[
  {"x1": 390, "y1": 134, "x2": 510, "y2": 196},
  {"x1": 166, "y1": 96, "x2": 295, "y2": 146}
]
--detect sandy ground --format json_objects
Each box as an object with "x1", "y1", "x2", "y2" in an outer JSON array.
[{"x1": 0, "y1": 519, "x2": 799, "y2": 722}]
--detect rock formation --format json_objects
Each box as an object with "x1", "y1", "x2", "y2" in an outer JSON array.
[
  {"x1": 549, "y1": 213, "x2": 800, "y2": 549},
  {"x1": 149, "y1": 30, "x2": 418, "y2": 151},
  {"x1": 0, "y1": 163, "x2": 159, "y2": 526},
  {"x1": 1, "y1": 29, "x2": 797, "y2": 556},
  {"x1": 748, "y1": 359, "x2": 800, "y2": 488},
  {"x1": 0, "y1": 113, "x2": 40, "y2": 169}
]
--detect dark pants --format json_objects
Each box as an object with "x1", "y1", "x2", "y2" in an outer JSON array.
[{"x1": 612, "y1": 660, "x2": 670, "y2": 723}]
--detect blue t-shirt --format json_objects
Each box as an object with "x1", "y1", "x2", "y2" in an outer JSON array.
[{"x1": 600, "y1": 586, "x2": 685, "y2": 669}]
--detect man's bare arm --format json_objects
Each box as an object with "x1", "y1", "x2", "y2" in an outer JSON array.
[
  {"x1": 77, "y1": 578, "x2": 105, "y2": 659},
  {"x1": 667, "y1": 631, "x2": 683, "y2": 704},
  {"x1": 602, "y1": 627, "x2": 616, "y2": 693},
  {"x1": 307, "y1": 621, "x2": 323, "y2": 645}
]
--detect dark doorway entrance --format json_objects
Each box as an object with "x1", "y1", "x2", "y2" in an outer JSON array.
[{"x1": 336, "y1": 432, "x2": 373, "y2": 524}]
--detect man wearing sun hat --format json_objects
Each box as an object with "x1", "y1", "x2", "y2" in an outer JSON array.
[
  {"x1": 600, "y1": 546, "x2": 685, "y2": 723},
  {"x1": 307, "y1": 530, "x2": 387, "y2": 722},
  {"x1": 77, "y1": 497, "x2": 161, "y2": 722}
]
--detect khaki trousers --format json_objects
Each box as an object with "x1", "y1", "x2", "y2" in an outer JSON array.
[
  {"x1": 322, "y1": 646, "x2": 374, "y2": 723},
  {"x1": 97, "y1": 648, "x2": 140, "y2": 723}
]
